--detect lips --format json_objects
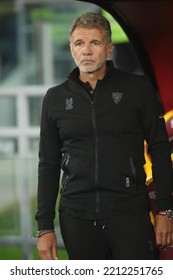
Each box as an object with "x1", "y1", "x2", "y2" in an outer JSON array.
[{"x1": 81, "y1": 59, "x2": 95, "y2": 64}]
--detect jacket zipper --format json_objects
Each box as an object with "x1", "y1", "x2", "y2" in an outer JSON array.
[
  {"x1": 78, "y1": 82, "x2": 100, "y2": 212},
  {"x1": 63, "y1": 175, "x2": 69, "y2": 189},
  {"x1": 62, "y1": 154, "x2": 70, "y2": 189},
  {"x1": 130, "y1": 156, "x2": 136, "y2": 176},
  {"x1": 129, "y1": 155, "x2": 137, "y2": 187},
  {"x1": 91, "y1": 100, "x2": 100, "y2": 212}
]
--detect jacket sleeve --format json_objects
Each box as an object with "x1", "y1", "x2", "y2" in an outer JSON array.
[
  {"x1": 35, "y1": 89, "x2": 62, "y2": 230},
  {"x1": 140, "y1": 77, "x2": 173, "y2": 212}
]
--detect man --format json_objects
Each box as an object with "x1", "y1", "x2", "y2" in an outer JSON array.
[{"x1": 35, "y1": 12, "x2": 173, "y2": 260}]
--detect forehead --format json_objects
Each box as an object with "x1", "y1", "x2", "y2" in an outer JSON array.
[{"x1": 70, "y1": 27, "x2": 107, "y2": 41}]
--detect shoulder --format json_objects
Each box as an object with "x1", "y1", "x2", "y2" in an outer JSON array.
[
  {"x1": 43, "y1": 79, "x2": 68, "y2": 101},
  {"x1": 111, "y1": 68, "x2": 153, "y2": 95},
  {"x1": 47, "y1": 79, "x2": 68, "y2": 96},
  {"x1": 114, "y1": 68, "x2": 149, "y2": 84},
  {"x1": 41, "y1": 80, "x2": 68, "y2": 111}
]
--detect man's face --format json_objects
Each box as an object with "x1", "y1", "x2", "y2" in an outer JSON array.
[{"x1": 70, "y1": 27, "x2": 114, "y2": 73}]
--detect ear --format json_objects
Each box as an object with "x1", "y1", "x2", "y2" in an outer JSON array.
[{"x1": 107, "y1": 43, "x2": 114, "y2": 57}]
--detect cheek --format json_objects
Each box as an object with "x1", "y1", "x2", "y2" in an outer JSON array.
[
  {"x1": 71, "y1": 49, "x2": 81, "y2": 60},
  {"x1": 97, "y1": 51, "x2": 109, "y2": 61}
]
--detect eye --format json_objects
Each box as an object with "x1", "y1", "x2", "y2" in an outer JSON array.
[
  {"x1": 75, "y1": 42, "x2": 81, "y2": 47},
  {"x1": 74, "y1": 41, "x2": 83, "y2": 47},
  {"x1": 91, "y1": 41, "x2": 101, "y2": 46}
]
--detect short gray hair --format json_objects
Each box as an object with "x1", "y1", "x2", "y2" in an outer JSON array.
[{"x1": 69, "y1": 12, "x2": 112, "y2": 43}]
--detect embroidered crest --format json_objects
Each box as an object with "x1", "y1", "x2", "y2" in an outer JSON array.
[
  {"x1": 112, "y1": 92, "x2": 123, "y2": 104},
  {"x1": 66, "y1": 98, "x2": 73, "y2": 110}
]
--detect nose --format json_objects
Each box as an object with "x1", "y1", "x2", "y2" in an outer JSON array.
[{"x1": 82, "y1": 44, "x2": 92, "y2": 56}]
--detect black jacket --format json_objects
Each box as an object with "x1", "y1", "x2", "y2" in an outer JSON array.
[{"x1": 36, "y1": 61, "x2": 173, "y2": 230}]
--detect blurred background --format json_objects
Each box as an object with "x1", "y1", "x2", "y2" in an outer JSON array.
[{"x1": 0, "y1": 0, "x2": 142, "y2": 259}]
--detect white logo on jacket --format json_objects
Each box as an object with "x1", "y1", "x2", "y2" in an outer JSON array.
[{"x1": 66, "y1": 98, "x2": 73, "y2": 110}]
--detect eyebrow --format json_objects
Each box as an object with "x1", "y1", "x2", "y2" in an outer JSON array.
[{"x1": 72, "y1": 39, "x2": 83, "y2": 44}]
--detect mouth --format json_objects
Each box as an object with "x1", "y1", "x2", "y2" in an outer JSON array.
[{"x1": 80, "y1": 58, "x2": 95, "y2": 64}]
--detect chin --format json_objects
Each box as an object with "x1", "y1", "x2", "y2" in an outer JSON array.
[{"x1": 79, "y1": 66, "x2": 98, "y2": 73}]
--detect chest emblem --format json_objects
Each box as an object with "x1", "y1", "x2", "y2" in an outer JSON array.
[
  {"x1": 66, "y1": 98, "x2": 73, "y2": 110},
  {"x1": 112, "y1": 92, "x2": 123, "y2": 104}
]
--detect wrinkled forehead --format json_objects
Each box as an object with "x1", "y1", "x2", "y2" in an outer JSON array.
[{"x1": 70, "y1": 27, "x2": 108, "y2": 42}]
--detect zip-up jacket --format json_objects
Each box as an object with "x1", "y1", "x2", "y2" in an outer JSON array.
[{"x1": 36, "y1": 61, "x2": 173, "y2": 230}]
